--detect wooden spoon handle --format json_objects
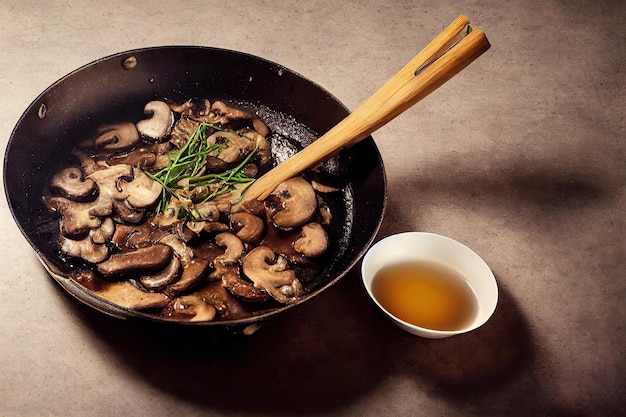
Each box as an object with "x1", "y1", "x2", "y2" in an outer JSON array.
[{"x1": 242, "y1": 16, "x2": 490, "y2": 203}]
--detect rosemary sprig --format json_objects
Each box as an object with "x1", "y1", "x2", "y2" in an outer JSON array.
[{"x1": 146, "y1": 122, "x2": 256, "y2": 216}]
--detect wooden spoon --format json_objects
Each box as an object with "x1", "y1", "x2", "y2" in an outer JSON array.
[{"x1": 239, "y1": 15, "x2": 490, "y2": 205}]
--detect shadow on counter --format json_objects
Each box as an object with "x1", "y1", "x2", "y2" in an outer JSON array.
[{"x1": 58, "y1": 258, "x2": 536, "y2": 416}]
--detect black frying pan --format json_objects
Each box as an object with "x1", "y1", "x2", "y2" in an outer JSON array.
[{"x1": 3, "y1": 46, "x2": 386, "y2": 330}]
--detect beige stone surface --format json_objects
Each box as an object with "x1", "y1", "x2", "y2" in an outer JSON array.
[{"x1": 0, "y1": 1, "x2": 624, "y2": 416}]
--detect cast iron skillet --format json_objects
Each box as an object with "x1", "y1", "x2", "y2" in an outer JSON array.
[{"x1": 3, "y1": 46, "x2": 386, "y2": 330}]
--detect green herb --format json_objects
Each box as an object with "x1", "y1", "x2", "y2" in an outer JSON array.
[{"x1": 146, "y1": 122, "x2": 255, "y2": 216}]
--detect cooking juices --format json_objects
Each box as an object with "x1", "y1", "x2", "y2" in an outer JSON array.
[{"x1": 371, "y1": 260, "x2": 478, "y2": 331}]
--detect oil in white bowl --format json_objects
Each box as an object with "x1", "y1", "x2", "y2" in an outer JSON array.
[{"x1": 371, "y1": 260, "x2": 478, "y2": 331}]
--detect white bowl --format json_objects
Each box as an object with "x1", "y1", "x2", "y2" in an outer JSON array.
[{"x1": 361, "y1": 232, "x2": 498, "y2": 338}]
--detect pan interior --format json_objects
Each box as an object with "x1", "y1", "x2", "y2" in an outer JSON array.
[{"x1": 4, "y1": 46, "x2": 386, "y2": 325}]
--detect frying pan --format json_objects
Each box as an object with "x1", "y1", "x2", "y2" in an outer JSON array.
[{"x1": 3, "y1": 46, "x2": 387, "y2": 330}]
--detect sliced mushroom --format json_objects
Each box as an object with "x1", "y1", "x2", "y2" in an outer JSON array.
[
  {"x1": 241, "y1": 129, "x2": 271, "y2": 165},
  {"x1": 311, "y1": 180, "x2": 340, "y2": 194},
  {"x1": 110, "y1": 148, "x2": 157, "y2": 169},
  {"x1": 43, "y1": 196, "x2": 105, "y2": 237},
  {"x1": 211, "y1": 100, "x2": 252, "y2": 120},
  {"x1": 293, "y1": 223, "x2": 328, "y2": 258},
  {"x1": 90, "y1": 217, "x2": 115, "y2": 245},
  {"x1": 207, "y1": 130, "x2": 255, "y2": 164},
  {"x1": 195, "y1": 201, "x2": 220, "y2": 221},
  {"x1": 59, "y1": 234, "x2": 109, "y2": 264},
  {"x1": 218, "y1": 265, "x2": 271, "y2": 302},
  {"x1": 317, "y1": 197, "x2": 332, "y2": 225},
  {"x1": 242, "y1": 246, "x2": 302, "y2": 303},
  {"x1": 72, "y1": 149, "x2": 100, "y2": 176},
  {"x1": 112, "y1": 200, "x2": 144, "y2": 224},
  {"x1": 230, "y1": 212, "x2": 265, "y2": 242},
  {"x1": 168, "y1": 257, "x2": 210, "y2": 294},
  {"x1": 50, "y1": 167, "x2": 97, "y2": 201},
  {"x1": 94, "y1": 122, "x2": 141, "y2": 150},
  {"x1": 212, "y1": 233, "x2": 244, "y2": 266},
  {"x1": 140, "y1": 256, "x2": 181, "y2": 290},
  {"x1": 265, "y1": 177, "x2": 317, "y2": 230},
  {"x1": 97, "y1": 244, "x2": 172, "y2": 276},
  {"x1": 170, "y1": 294, "x2": 217, "y2": 322},
  {"x1": 119, "y1": 168, "x2": 162, "y2": 208},
  {"x1": 136, "y1": 101, "x2": 174, "y2": 140},
  {"x1": 95, "y1": 281, "x2": 169, "y2": 310},
  {"x1": 159, "y1": 234, "x2": 194, "y2": 263}
]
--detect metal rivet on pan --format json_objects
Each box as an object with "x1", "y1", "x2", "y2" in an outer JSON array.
[
  {"x1": 123, "y1": 56, "x2": 137, "y2": 70},
  {"x1": 37, "y1": 103, "x2": 47, "y2": 119}
]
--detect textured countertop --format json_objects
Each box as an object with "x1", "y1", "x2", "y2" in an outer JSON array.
[{"x1": 1, "y1": 1, "x2": 624, "y2": 416}]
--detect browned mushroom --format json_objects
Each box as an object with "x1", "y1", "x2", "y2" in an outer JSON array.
[
  {"x1": 293, "y1": 222, "x2": 328, "y2": 257},
  {"x1": 49, "y1": 167, "x2": 97, "y2": 201},
  {"x1": 242, "y1": 246, "x2": 302, "y2": 303},
  {"x1": 265, "y1": 177, "x2": 317, "y2": 230},
  {"x1": 94, "y1": 122, "x2": 141, "y2": 150},
  {"x1": 95, "y1": 281, "x2": 169, "y2": 310},
  {"x1": 97, "y1": 244, "x2": 172, "y2": 276},
  {"x1": 168, "y1": 257, "x2": 210, "y2": 294},
  {"x1": 219, "y1": 265, "x2": 270, "y2": 302},
  {"x1": 140, "y1": 256, "x2": 181, "y2": 290},
  {"x1": 230, "y1": 212, "x2": 265, "y2": 242},
  {"x1": 169, "y1": 294, "x2": 217, "y2": 322},
  {"x1": 206, "y1": 130, "x2": 255, "y2": 164}
]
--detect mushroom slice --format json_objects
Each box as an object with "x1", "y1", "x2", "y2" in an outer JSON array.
[
  {"x1": 265, "y1": 177, "x2": 317, "y2": 230},
  {"x1": 90, "y1": 217, "x2": 115, "y2": 245},
  {"x1": 195, "y1": 201, "x2": 220, "y2": 221},
  {"x1": 120, "y1": 168, "x2": 162, "y2": 208},
  {"x1": 213, "y1": 233, "x2": 244, "y2": 266},
  {"x1": 59, "y1": 234, "x2": 109, "y2": 264},
  {"x1": 230, "y1": 212, "x2": 264, "y2": 242},
  {"x1": 311, "y1": 180, "x2": 340, "y2": 194},
  {"x1": 95, "y1": 281, "x2": 169, "y2": 310},
  {"x1": 112, "y1": 200, "x2": 145, "y2": 224},
  {"x1": 168, "y1": 257, "x2": 210, "y2": 294},
  {"x1": 43, "y1": 196, "x2": 103, "y2": 237},
  {"x1": 293, "y1": 223, "x2": 329, "y2": 258},
  {"x1": 207, "y1": 131, "x2": 255, "y2": 164},
  {"x1": 94, "y1": 122, "x2": 141, "y2": 150},
  {"x1": 218, "y1": 265, "x2": 271, "y2": 302},
  {"x1": 97, "y1": 244, "x2": 172, "y2": 276},
  {"x1": 242, "y1": 246, "x2": 302, "y2": 304},
  {"x1": 111, "y1": 148, "x2": 157, "y2": 169},
  {"x1": 241, "y1": 130, "x2": 271, "y2": 165},
  {"x1": 211, "y1": 100, "x2": 253, "y2": 120},
  {"x1": 136, "y1": 101, "x2": 174, "y2": 140},
  {"x1": 50, "y1": 167, "x2": 97, "y2": 202},
  {"x1": 159, "y1": 234, "x2": 194, "y2": 263},
  {"x1": 140, "y1": 256, "x2": 181, "y2": 290},
  {"x1": 170, "y1": 294, "x2": 217, "y2": 322}
]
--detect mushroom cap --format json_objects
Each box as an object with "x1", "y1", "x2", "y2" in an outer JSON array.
[
  {"x1": 206, "y1": 131, "x2": 255, "y2": 164},
  {"x1": 59, "y1": 234, "x2": 109, "y2": 264},
  {"x1": 242, "y1": 246, "x2": 302, "y2": 304},
  {"x1": 293, "y1": 222, "x2": 329, "y2": 258},
  {"x1": 230, "y1": 212, "x2": 265, "y2": 242},
  {"x1": 95, "y1": 281, "x2": 169, "y2": 310},
  {"x1": 97, "y1": 244, "x2": 172, "y2": 276},
  {"x1": 50, "y1": 167, "x2": 97, "y2": 201},
  {"x1": 136, "y1": 100, "x2": 174, "y2": 140},
  {"x1": 213, "y1": 233, "x2": 244, "y2": 265},
  {"x1": 94, "y1": 122, "x2": 141, "y2": 150},
  {"x1": 120, "y1": 168, "x2": 162, "y2": 208},
  {"x1": 140, "y1": 256, "x2": 181, "y2": 290},
  {"x1": 266, "y1": 177, "x2": 317, "y2": 230},
  {"x1": 171, "y1": 294, "x2": 217, "y2": 322}
]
